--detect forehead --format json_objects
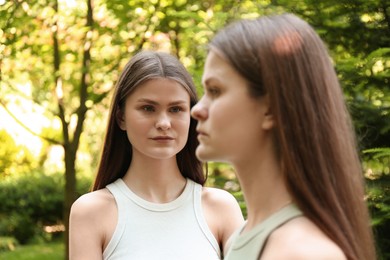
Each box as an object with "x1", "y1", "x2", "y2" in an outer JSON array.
[
  {"x1": 202, "y1": 51, "x2": 246, "y2": 88},
  {"x1": 129, "y1": 78, "x2": 190, "y2": 101},
  {"x1": 202, "y1": 51, "x2": 224, "y2": 82}
]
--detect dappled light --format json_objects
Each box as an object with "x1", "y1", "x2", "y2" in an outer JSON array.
[{"x1": 0, "y1": 0, "x2": 388, "y2": 259}]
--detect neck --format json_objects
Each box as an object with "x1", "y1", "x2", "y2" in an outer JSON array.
[
  {"x1": 233, "y1": 155, "x2": 292, "y2": 232},
  {"x1": 122, "y1": 153, "x2": 186, "y2": 203}
]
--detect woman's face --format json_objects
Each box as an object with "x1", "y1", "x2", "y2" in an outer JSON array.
[
  {"x1": 191, "y1": 51, "x2": 270, "y2": 164},
  {"x1": 118, "y1": 78, "x2": 191, "y2": 160}
]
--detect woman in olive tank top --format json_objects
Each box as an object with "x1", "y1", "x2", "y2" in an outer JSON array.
[{"x1": 191, "y1": 13, "x2": 376, "y2": 260}]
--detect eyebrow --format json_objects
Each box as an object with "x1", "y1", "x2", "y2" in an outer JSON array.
[
  {"x1": 136, "y1": 98, "x2": 188, "y2": 106},
  {"x1": 202, "y1": 77, "x2": 219, "y2": 87}
]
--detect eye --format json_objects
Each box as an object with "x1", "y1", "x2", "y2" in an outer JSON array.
[
  {"x1": 141, "y1": 105, "x2": 155, "y2": 112},
  {"x1": 169, "y1": 106, "x2": 184, "y2": 113},
  {"x1": 207, "y1": 86, "x2": 220, "y2": 97}
]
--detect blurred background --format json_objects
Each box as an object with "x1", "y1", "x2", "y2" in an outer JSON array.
[{"x1": 0, "y1": 0, "x2": 389, "y2": 259}]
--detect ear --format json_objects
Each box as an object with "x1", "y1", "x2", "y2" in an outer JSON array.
[
  {"x1": 261, "y1": 94, "x2": 275, "y2": 130},
  {"x1": 116, "y1": 108, "x2": 126, "y2": 130}
]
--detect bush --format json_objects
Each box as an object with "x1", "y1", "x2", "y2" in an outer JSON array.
[
  {"x1": 0, "y1": 213, "x2": 36, "y2": 245},
  {"x1": 366, "y1": 176, "x2": 390, "y2": 260},
  {"x1": 0, "y1": 237, "x2": 19, "y2": 252},
  {"x1": 0, "y1": 172, "x2": 92, "y2": 244}
]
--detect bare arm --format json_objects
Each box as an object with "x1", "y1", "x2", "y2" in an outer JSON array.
[{"x1": 69, "y1": 189, "x2": 116, "y2": 260}]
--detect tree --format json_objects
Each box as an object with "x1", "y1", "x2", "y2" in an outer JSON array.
[
  {"x1": 1, "y1": 0, "x2": 97, "y2": 257},
  {"x1": 1, "y1": 0, "x2": 388, "y2": 258}
]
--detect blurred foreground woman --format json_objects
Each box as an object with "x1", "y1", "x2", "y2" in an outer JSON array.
[{"x1": 191, "y1": 13, "x2": 376, "y2": 260}]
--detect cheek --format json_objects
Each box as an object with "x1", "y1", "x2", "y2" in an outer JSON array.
[
  {"x1": 209, "y1": 100, "x2": 253, "y2": 146},
  {"x1": 174, "y1": 118, "x2": 191, "y2": 150},
  {"x1": 208, "y1": 103, "x2": 232, "y2": 129},
  {"x1": 126, "y1": 117, "x2": 150, "y2": 139},
  {"x1": 129, "y1": 116, "x2": 149, "y2": 128},
  {"x1": 178, "y1": 116, "x2": 191, "y2": 135}
]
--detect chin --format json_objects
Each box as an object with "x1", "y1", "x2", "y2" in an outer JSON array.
[{"x1": 195, "y1": 147, "x2": 218, "y2": 162}]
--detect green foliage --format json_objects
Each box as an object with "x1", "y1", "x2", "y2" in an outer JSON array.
[
  {"x1": 0, "y1": 130, "x2": 37, "y2": 179},
  {"x1": 364, "y1": 147, "x2": 390, "y2": 160},
  {"x1": 0, "y1": 213, "x2": 36, "y2": 245},
  {"x1": 0, "y1": 130, "x2": 18, "y2": 177},
  {"x1": 0, "y1": 241, "x2": 64, "y2": 260},
  {"x1": 0, "y1": 237, "x2": 19, "y2": 253},
  {"x1": 366, "y1": 175, "x2": 390, "y2": 260},
  {"x1": 350, "y1": 99, "x2": 390, "y2": 152},
  {"x1": 1, "y1": 0, "x2": 389, "y2": 257},
  {"x1": 0, "y1": 173, "x2": 63, "y2": 244},
  {"x1": 206, "y1": 163, "x2": 247, "y2": 218},
  {"x1": 0, "y1": 172, "x2": 92, "y2": 244},
  {"x1": 232, "y1": 191, "x2": 247, "y2": 219},
  {"x1": 363, "y1": 147, "x2": 390, "y2": 259}
]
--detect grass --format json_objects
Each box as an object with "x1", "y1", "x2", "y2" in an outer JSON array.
[{"x1": 0, "y1": 241, "x2": 64, "y2": 260}]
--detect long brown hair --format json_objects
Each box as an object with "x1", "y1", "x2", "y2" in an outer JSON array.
[
  {"x1": 92, "y1": 51, "x2": 205, "y2": 190},
  {"x1": 210, "y1": 13, "x2": 376, "y2": 260}
]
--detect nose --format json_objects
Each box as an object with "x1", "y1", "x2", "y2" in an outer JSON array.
[
  {"x1": 155, "y1": 113, "x2": 171, "y2": 130},
  {"x1": 191, "y1": 98, "x2": 208, "y2": 121}
]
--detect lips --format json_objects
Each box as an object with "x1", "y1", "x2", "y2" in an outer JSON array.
[
  {"x1": 196, "y1": 128, "x2": 208, "y2": 136},
  {"x1": 196, "y1": 129, "x2": 209, "y2": 143},
  {"x1": 151, "y1": 136, "x2": 174, "y2": 140}
]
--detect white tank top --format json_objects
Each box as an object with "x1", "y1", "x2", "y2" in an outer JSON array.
[{"x1": 103, "y1": 178, "x2": 221, "y2": 260}]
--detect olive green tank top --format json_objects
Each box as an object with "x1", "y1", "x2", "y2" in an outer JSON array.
[{"x1": 225, "y1": 204, "x2": 303, "y2": 260}]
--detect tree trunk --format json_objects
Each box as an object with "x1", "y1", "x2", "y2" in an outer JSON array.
[
  {"x1": 63, "y1": 145, "x2": 77, "y2": 260},
  {"x1": 63, "y1": 1, "x2": 94, "y2": 259}
]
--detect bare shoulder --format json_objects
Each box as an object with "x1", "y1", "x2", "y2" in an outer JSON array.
[
  {"x1": 202, "y1": 186, "x2": 241, "y2": 209},
  {"x1": 71, "y1": 188, "x2": 115, "y2": 219},
  {"x1": 262, "y1": 216, "x2": 346, "y2": 260},
  {"x1": 70, "y1": 188, "x2": 117, "y2": 237},
  {"x1": 201, "y1": 187, "x2": 244, "y2": 220},
  {"x1": 201, "y1": 187, "x2": 244, "y2": 255},
  {"x1": 69, "y1": 188, "x2": 117, "y2": 259}
]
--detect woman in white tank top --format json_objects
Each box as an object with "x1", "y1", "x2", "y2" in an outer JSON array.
[{"x1": 69, "y1": 51, "x2": 244, "y2": 260}]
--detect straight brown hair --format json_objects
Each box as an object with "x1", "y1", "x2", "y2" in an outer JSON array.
[
  {"x1": 92, "y1": 51, "x2": 205, "y2": 190},
  {"x1": 210, "y1": 13, "x2": 376, "y2": 260}
]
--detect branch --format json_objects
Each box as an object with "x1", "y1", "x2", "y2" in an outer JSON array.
[
  {"x1": 72, "y1": 0, "x2": 94, "y2": 150},
  {"x1": 0, "y1": 99, "x2": 62, "y2": 145},
  {"x1": 1, "y1": 81, "x2": 60, "y2": 123},
  {"x1": 52, "y1": 0, "x2": 70, "y2": 146},
  {"x1": 133, "y1": 0, "x2": 161, "y2": 53}
]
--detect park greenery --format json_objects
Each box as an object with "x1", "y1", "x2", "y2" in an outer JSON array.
[{"x1": 0, "y1": 0, "x2": 389, "y2": 259}]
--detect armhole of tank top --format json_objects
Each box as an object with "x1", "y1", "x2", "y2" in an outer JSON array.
[
  {"x1": 193, "y1": 183, "x2": 222, "y2": 258},
  {"x1": 259, "y1": 205, "x2": 303, "y2": 258},
  {"x1": 103, "y1": 181, "x2": 127, "y2": 260}
]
